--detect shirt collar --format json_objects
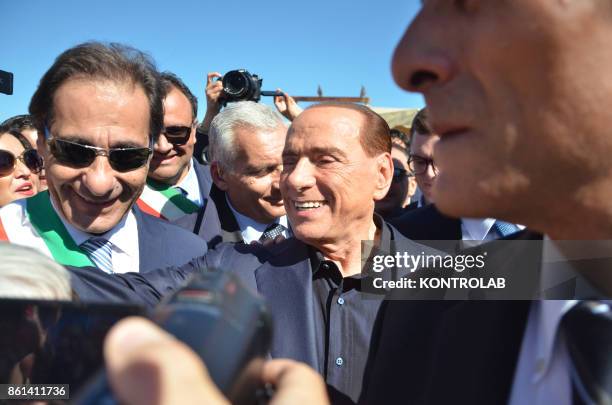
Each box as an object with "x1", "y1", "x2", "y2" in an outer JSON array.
[
  {"x1": 309, "y1": 213, "x2": 392, "y2": 277},
  {"x1": 225, "y1": 194, "x2": 289, "y2": 244},
  {"x1": 175, "y1": 159, "x2": 202, "y2": 206},
  {"x1": 461, "y1": 217, "x2": 496, "y2": 240},
  {"x1": 50, "y1": 196, "x2": 135, "y2": 255},
  {"x1": 531, "y1": 299, "x2": 577, "y2": 382}
]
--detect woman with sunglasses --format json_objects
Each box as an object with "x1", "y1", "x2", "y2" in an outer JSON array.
[{"x1": 0, "y1": 129, "x2": 44, "y2": 207}]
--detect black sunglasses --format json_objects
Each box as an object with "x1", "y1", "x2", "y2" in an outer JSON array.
[
  {"x1": 161, "y1": 125, "x2": 193, "y2": 146},
  {"x1": 0, "y1": 149, "x2": 44, "y2": 176},
  {"x1": 48, "y1": 138, "x2": 152, "y2": 173}
]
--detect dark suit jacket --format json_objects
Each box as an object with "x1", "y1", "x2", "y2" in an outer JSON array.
[
  {"x1": 175, "y1": 183, "x2": 243, "y2": 249},
  {"x1": 360, "y1": 230, "x2": 544, "y2": 405},
  {"x1": 133, "y1": 205, "x2": 208, "y2": 272},
  {"x1": 163, "y1": 160, "x2": 215, "y2": 233},
  {"x1": 391, "y1": 203, "x2": 462, "y2": 241},
  {"x1": 68, "y1": 206, "x2": 207, "y2": 303}
]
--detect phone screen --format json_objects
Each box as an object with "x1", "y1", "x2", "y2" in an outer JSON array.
[{"x1": 0, "y1": 299, "x2": 145, "y2": 390}]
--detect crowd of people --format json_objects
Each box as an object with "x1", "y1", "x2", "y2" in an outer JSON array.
[{"x1": 2, "y1": 1, "x2": 612, "y2": 404}]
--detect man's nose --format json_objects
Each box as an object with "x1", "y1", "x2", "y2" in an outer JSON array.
[
  {"x1": 391, "y1": 12, "x2": 453, "y2": 94},
  {"x1": 283, "y1": 160, "x2": 316, "y2": 192},
  {"x1": 154, "y1": 134, "x2": 173, "y2": 154},
  {"x1": 82, "y1": 156, "x2": 116, "y2": 197}
]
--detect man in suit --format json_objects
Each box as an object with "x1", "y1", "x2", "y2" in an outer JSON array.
[
  {"x1": 375, "y1": 128, "x2": 418, "y2": 220},
  {"x1": 196, "y1": 101, "x2": 291, "y2": 247},
  {"x1": 136, "y1": 72, "x2": 213, "y2": 236},
  {"x1": 0, "y1": 42, "x2": 206, "y2": 274}
]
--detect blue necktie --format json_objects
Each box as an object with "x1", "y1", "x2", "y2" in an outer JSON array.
[
  {"x1": 260, "y1": 223, "x2": 286, "y2": 242},
  {"x1": 80, "y1": 237, "x2": 114, "y2": 274},
  {"x1": 492, "y1": 220, "x2": 520, "y2": 238}
]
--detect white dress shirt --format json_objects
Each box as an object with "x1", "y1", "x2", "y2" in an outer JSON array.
[
  {"x1": 226, "y1": 195, "x2": 290, "y2": 244},
  {"x1": 52, "y1": 198, "x2": 140, "y2": 273},
  {"x1": 174, "y1": 159, "x2": 203, "y2": 206}
]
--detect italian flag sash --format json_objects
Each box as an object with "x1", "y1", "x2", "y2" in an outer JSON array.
[
  {"x1": 0, "y1": 191, "x2": 94, "y2": 267},
  {"x1": 137, "y1": 178, "x2": 200, "y2": 221}
]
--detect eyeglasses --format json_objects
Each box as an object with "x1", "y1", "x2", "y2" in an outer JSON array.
[
  {"x1": 48, "y1": 138, "x2": 152, "y2": 172},
  {"x1": 161, "y1": 124, "x2": 193, "y2": 146},
  {"x1": 408, "y1": 156, "x2": 438, "y2": 176},
  {"x1": 0, "y1": 149, "x2": 44, "y2": 176}
]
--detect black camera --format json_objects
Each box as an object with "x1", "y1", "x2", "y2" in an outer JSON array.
[
  {"x1": 0, "y1": 70, "x2": 13, "y2": 95},
  {"x1": 220, "y1": 69, "x2": 280, "y2": 105}
]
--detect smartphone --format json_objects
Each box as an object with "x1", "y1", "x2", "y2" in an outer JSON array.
[{"x1": 0, "y1": 299, "x2": 144, "y2": 391}]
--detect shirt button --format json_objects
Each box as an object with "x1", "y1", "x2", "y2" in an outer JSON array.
[
  {"x1": 337, "y1": 297, "x2": 345, "y2": 305},
  {"x1": 335, "y1": 357, "x2": 344, "y2": 367}
]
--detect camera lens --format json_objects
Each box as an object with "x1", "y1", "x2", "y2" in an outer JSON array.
[{"x1": 223, "y1": 71, "x2": 249, "y2": 97}]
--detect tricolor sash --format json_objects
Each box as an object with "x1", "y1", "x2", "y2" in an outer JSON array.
[
  {"x1": 137, "y1": 178, "x2": 200, "y2": 221},
  {"x1": 0, "y1": 191, "x2": 94, "y2": 267}
]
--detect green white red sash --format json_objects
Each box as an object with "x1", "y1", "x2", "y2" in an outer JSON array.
[
  {"x1": 0, "y1": 191, "x2": 94, "y2": 267},
  {"x1": 137, "y1": 178, "x2": 200, "y2": 221}
]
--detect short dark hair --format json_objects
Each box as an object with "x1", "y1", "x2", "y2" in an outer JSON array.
[
  {"x1": 0, "y1": 129, "x2": 34, "y2": 151},
  {"x1": 390, "y1": 128, "x2": 410, "y2": 148},
  {"x1": 410, "y1": 107, "x2": 433, "y2": 144},
  {"x1": 29, "y1": 42, "x2": 164, "y2": 143},
  {"x1": 306, "y1": 102, "x2": 392, "y2": 157},
  {"x1": 160, "y1": 72, "x2": 198, "y2": 121},
  {"x1": 1, "y1": 114, "x2": 36, "y2": 132}
]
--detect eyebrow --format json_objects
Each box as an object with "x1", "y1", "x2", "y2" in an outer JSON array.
[
  {"x1": 284, "y1": 146, "x2": 348, "y2": 158},
  {"x1": 51, "y1": 133, "x2": 147, "y2": 149}
]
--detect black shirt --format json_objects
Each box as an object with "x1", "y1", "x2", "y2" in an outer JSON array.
[{"x1": 309, "y1": 215, "x2": 400, "y2": 403}]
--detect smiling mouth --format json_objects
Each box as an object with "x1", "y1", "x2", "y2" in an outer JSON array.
[
  {"x1": 73, "y1": 191, "x2": 118, "y2": 209},
  {"x1": 293, "y1": 200, "x2": 328, "y2": 210}
]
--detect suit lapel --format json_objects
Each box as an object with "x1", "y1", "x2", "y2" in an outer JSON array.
[
  {"x1": 191, "y1": 160, "x2": 213, "y2": 198},
  {"x1": 209, "y1": 185, "x2": 243, "y2": 243},
  {"x1": 254, "y1": 241, "x2": 320, "y2": 370},
  {"x1": 425, "y1": 300, "x2": 531, "y2": 405},
  {"x1": 134, "y1": 206, "x2": 158, "y2": 273}
]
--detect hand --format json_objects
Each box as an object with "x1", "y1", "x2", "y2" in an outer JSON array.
[
  {"x1": 263, "y1": 359, "x2": 330, "y2": 405},
  {"x1": 199, "y1": 72, "x2": 225, "y2": 134},
  {"x1": 104, "y1": 317, "x2": 229, "y2": 405},
  {"x1": 274, "y1": 89, "x2": 303, "y2": 121}
]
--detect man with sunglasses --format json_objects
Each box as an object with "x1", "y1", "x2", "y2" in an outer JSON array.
[
  {"x1": 137, "y1": 72, "x2": 213, "y2": 237},
  {"x1": 0, "y1": 42, "x2": 206, "y2": 276},
  {"x1": 375, "y1": 128, "x2": 418, "y2": 220}
]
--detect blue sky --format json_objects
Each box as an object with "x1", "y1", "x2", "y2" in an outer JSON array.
[{"x1": 0, "y1": 0, "x2": 424, "y2": 122}]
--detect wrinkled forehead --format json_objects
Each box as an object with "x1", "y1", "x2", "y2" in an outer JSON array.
[{"x1": 285, "y1": 107, "x2": 364, "y2": 151}]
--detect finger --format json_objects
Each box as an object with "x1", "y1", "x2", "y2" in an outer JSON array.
[
  {"x1": 262, "y1": 359, "x2": 329, "y2": 405},
  {"x1": 105, "y1": 317, "x2": 229, "y2": 405},
  {"x1": 206, "y1": 72, "x2": 222, "y2": 85}
]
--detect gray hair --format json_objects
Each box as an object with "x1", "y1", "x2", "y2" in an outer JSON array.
[
  {"x1": 208, "y1": 101, "x2": 286, "y2": 169},
  {"x1": 0, "y1": 243, "x2": 72, "y2": 300}
]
